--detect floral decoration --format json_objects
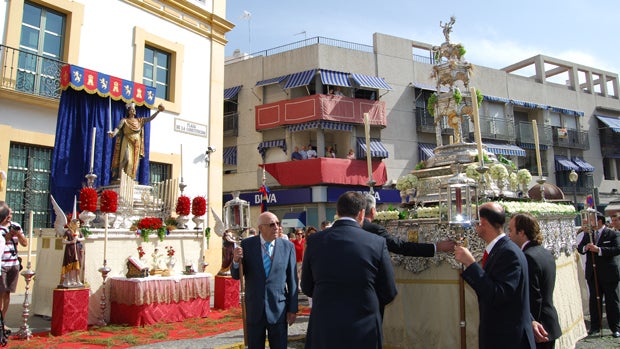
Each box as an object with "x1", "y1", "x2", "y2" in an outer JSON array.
[
  {"x1": 176, "y1": 196, "x2": 191, "y2": 216},
  {"x1": 134, "y1": 217, "x2": 166, "y2": 242},
  {"x1": 165, "y1": 246, "x2": 175, "y2": 257},
  {"x1": 508, "y1": 172, "x2": 519, "y2": 191},
  {"x1": 375, "y1": 210, "x2": 400, "y2": 221},
  {"x1": 517, "y1": 169, "x2": 532, "y2": 184},
  {"x1": 79, "y1": 187, "x2": 98, "y2": 212},
  {"x1": 396, "y1": 174, "x2": 419, "y2": 191},
  {"x1": 137, "y1": 246, "x2": 145, "y2": 259},
  {"x1": 191, "y1": 196, "x2": 207, "y2": 216},
  {"x1": 465, "y1": 164, "x2": 481, "y2": 181},
  {"x1": 489, "y1": 164, "x2": 509, "y2": 180},
  {"x1": 100, "y1": 190, "x2": 118, "y2": 213}
]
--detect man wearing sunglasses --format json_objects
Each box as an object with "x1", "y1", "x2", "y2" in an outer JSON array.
[{"x1": 232, "y1": 212, "x2": 298, "y2": 349}]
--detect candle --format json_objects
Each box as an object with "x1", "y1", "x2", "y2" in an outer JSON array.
[
  {"x1": 90, "y1": 127, "x2": 96, "y2": 173},
  {"x1": 180, "y1": 144, "x2": 184, "y2": 182},
  {"x1": 449, "y1": 135, "x2": 454, "y2": 145},
  {"x1": 455, "y1": 187, "x2": 462, "y2": 215},
  {"x1": 27, "y1": 211, "x2": 33, "y2": 265},
  {"x1": 532, "y1": 119, "x2": 543, "y2": 177},
  {"x1": 470, "y1": 87, "x2": 484, "y2": 166},
  {"x1": 108, "y1": 97, "x2": 112, "y2": 132},
  {"x1": 104, "y1": 214, "x2": 108, "y2": 262},
  {"x1": 363, "y1": 113, "x2": 373, "y2": 186}
]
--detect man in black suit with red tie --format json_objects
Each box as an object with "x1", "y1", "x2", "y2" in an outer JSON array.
[
  {"x1": 454, "y1": 202, "x2": 535, "y2": 349},
  {"x1": 301, "y1": 191, "x2": 397, "y2": 349},
  {"x1": 578, "y1": 213, "x2": 620, "y2": 338},
  {"x1": 508, "y1": 213, "x2": 562, "y2": 349}
]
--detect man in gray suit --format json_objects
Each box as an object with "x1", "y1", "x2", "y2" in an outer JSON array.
[
  {"x1": 232, "y1": 212, "x2": 298, "y2": 349},
  {"x1": 302, "y1": 191, "x2": 397, "y2": 349}
]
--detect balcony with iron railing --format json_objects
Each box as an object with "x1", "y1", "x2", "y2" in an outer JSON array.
[
  {"x1": 551, "y1": 126, "x2": 589, "y2": 150},
  {"x1": 599, "y1": 129, "x2": 619, "y2": 157},
  {"x1": 464, "y1": 115, "x2": 515, "y2": 142},
  {"x1": 415, "y1": 108, "x2": 453, "y2": 135},
  {"x1": 0, "y1": 44, "x2": 65, "y2": 99},
  {"x1": 516, "y1": 121, "x2": 553, "y2": 146}
]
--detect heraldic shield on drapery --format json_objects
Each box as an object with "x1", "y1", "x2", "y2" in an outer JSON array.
[{"x1": 51, "y1": 64, "x2": 157, "y2": 212}]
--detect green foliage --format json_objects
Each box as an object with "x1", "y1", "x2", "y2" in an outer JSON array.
[
  {"x1": 427, "y1": 93, "x2": 438, "y2": 116},
  {"x1": 205, "y1": 227, "x2": 211, "y2": 240},
  {"x1": 475, "y1": 89, "x2": 483, "y2": 107},
  {"x1": 497, "y1": 154, "x2": 517, "y2": 171},
  {"x1": 474, "y1": 153, "x2": 491, "y2": 163},
  {"x1": 80, "y1": 227, "x2": 91, "y2": 238},
  {"x1": 457, "y1": 45, "x2": 466, "y2": 57},
  {"x1": 415, "y1": 161, "x2": 426, "y2": 170},
  {"x1": 387, "y1": 205, "x2": 398, "y2": 211},
  {"x1": 453, "y1": 88, "x2": 462, "y2": 105},
  {"x1": 398, "y1": 210, "x2": 409, "y2": 220}
]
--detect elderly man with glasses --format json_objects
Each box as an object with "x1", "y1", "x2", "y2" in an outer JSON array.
[{"x1": 232, "y1": 212, "x2": 298, "y2": 349}]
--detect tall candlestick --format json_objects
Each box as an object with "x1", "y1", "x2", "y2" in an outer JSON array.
[
  {"x1": 108, "y1": 97, "x2": 112, "y2": 132},
  {"x1": 27, "y1": 211, "x2": 33, "y2": 265},
  {"x1": 363, "y1": 113, "x2": 373, "y2": 187},
  {"x1": 90, "y1": 127, "x2": 96, "y2": 173},
  {"x1": 103, "y1": 214, "x2": 108, "y2": 262},
  {"x1": 180, "y1": 144, "x2": 184, "y2": 182},
  {"x1": 470, "y1": 87, "x2": 484, "y2": 166},
  {"x1": 532, "y1": 119, "x2": 543, "y2": 177}
]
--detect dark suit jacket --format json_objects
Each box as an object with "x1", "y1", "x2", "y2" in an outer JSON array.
[
  {"x1": 577, "y1": 227, "x2": 620, "y2": 283},
  {"x1": 523, "y1": 242, "x2": 562, "y2": 342},
  {"x1": 301, "y1": 219, "x2": 397, "y2": 349},
  {"x1": 462, "y1": 236, "x2": 535, "y2": 349},
  {"x1": 363, "y1": 219, "x2": 435, "y2": 257},
  {"x1": 231, "y1": 235, "x2": 298, "y2": 325}
]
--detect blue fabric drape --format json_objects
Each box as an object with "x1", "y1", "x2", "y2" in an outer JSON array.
[{"x1": 51, "y1": 88, "x2": 151, "y2": 212}]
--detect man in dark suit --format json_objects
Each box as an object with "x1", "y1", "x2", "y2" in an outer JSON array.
[
  {"x1": 508, "y1": 213, "x2": 562, "y2": 349},
  {"x1": 577, "y1": 213, "x2": 620, "y2": 337},
  {"x1": 363, "y1": 194, "x2": 455, "y2": 257},
  {"x1": 231, "y1": 212, "x2": 298, "y2": 349},
  {"x1": 301, "y1": 191, "x2": 397, "y2": 349},
  {"x1": 454, "y1": 202, "x2": 535, "y2": 349}
]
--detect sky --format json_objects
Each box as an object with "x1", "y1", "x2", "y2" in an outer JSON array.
[{"x1": 224, "y1": 0, "x2": 620, "y2": 76}]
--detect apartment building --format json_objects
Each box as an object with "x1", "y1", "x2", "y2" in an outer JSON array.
[{"x1": 223, "y1": 33, "x2": 620, "y2": 227}]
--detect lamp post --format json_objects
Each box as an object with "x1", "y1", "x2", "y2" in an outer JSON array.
[{"x1": 569, "y1": 170, "x2": 578, "y2": 211}]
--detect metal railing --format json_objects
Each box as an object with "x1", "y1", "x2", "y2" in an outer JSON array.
[
  {"x1": 225, "y1": 37, "x2": 374, "y2": 64},
  {"x1": 223, "y1": 112, "x2": 239, "y2": 136},
  {"x1": 415, "y1": 108, "x2": 453, "y2": 135},
  {"x1": 0, "y1": 44, "x2": 65, "y2": 99},
  {"x1": 516, "y1": 121, "x2": 553, "y2": 146},
  {"x1": 551, "y1": 126, "x2": 589, "y2": 150}
]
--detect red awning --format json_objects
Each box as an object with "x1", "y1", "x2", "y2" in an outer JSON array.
[{"x1": 260, "y1": 158, "x2": 387, "y2": 186}]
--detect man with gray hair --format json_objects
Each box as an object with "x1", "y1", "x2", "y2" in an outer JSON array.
[{"x1": 363, "y1": 193, "x2": 455, "y2": 256}]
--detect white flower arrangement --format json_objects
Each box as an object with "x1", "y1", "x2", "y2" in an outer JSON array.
[
  {"x1": 465, "y1": 164, "x2": 481, "y2": 181},
  {"x1": 517, "y1": 169, "x2": 532, "y2": 184},
  {"x1": 395, "y1": 174, "x2": 419, "y2": 191},
  {"x1": 375, "y1": 210, "x2": 400, "y2": 220},
  {"x1": 489, "y1": 164, "x2": 509, "y2": 180},
  {"x1": 508, "y1": 172, "x2": 519, "y2": 191},
  {"x1": 500, "y1": 201, "x2": 576, "y2": 216}
]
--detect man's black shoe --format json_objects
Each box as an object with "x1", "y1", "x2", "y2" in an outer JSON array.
[
  {"x1": 612, "y1": 331, "x2": 620, "y2": 338},
  {"x1": 588, "y1": 329, "x2": 600, "y2": 336}
]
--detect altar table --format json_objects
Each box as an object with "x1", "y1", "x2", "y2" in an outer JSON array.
[{"x1": 109, "y1": 273, "x2": 211, "y2": 326}]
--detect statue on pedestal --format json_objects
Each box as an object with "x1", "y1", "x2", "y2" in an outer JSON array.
[
  {"x1": 108, "y1": 103, "x2": 165, "y2": 180},
  {"x1": 60, "y1": 218, "x2": 85, "y2": 288}
]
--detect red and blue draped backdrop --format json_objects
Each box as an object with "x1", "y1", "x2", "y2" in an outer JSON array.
[{"x1": 51, "y1": 64, "x2": 157, "y2": 212}]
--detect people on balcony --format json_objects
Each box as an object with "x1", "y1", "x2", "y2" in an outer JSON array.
[
  {"x1": 300, "y1": 146, "x2": 308, "y2": 159},
  {"x1": 326, "y1": 146, "x2": 336, "y2": 158},
  {"x1": 291, "y1": 147, "x2": 303, "y2": 161},
  {"x1": 346, "y1": 149, "x2": 356, "y2": 160},
  {"x1": 306, "y1": 144, "x2": 317, "y2": 158}
]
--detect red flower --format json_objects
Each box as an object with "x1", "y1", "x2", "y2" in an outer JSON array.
[
  {"x1": 100, "y1": 190, "x2": 118, "y2": 213},
  {"x1": 137, "y1": 246, "x2": 145, "y2": 258},
  {"x1": 176, "y1": 196, "x2": 191, "y2": 216},
  {"x1": 137, "y1": 217, "x2": 163, "y2": 230},
  {"x1": 191, "y1": 196, "x2": 207, "y2": 216},
  {"x1": 79, "y1": 187, "x2": 98, "y2": 212},
  {"x1": 165, "y1": 246, "x2": 175, "y2": 257}
]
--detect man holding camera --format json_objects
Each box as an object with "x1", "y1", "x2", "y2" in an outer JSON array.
[{"x1": 0, "y1": 202, "x2": 27, "y2": 333}]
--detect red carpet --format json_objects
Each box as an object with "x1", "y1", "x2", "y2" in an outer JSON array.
[{"x1": 6, "y1": 305, "x2": 311, "y2": 348}]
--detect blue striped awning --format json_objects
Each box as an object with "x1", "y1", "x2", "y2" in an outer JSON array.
[
  {"x1": 484, "y1": 142, "x2": 526, "y2": 157},
  {"x1": 357, "y1": 137, "x2": 389, "y2": 158},
  {"x1": 255, "y1": 75, "x2": 287, "y2": 87},
  {"x1": 320, "y1": 69, "x2": 351, "y2": 87},
  {"x1": 350, "y1": 73, "x2": 392, "y2": 90},
  {"x1": 223, "y1": 146, "x2": 237, "y2": 165},
  {"x1": 413, "y1": 83, "x2": 450, "y2": 93},
  {"x1": 224, "y1": 85, "x2": 242, "y2": 100},
  {"x1": 549, "y1": 106, "x2": 584, "y2": 117},
  {"x1": 595, "y1": 114, "x2": 620, "y2": 133},
  {"x1": 257, "y1": 139, "x2": 287, "y2": 158},
  {"x1": 572, "y1": 157, "x2": 595, "y2": 172},
  {"x1": 283, "y1": 69, "x2": 316, "y2": 89},
  {"x1": 555, "y1": 156, "x2": 579, "y2": 171},
  {"x1": 286, "y1": 120, "x2": 354, "y2": 133},
  {"x1": 418, "y1": 143, "x2": 436, "y2": 161}
]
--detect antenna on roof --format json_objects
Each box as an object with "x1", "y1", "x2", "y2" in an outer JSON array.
[
  {"x1": 295, "y1": 30, "x2": 307, "y2": 40},
  {"x1": 240, "y1": 10, "x2": 252, "y2": 54}
]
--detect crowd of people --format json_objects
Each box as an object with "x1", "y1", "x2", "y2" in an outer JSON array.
[
  {"x1": 230, "y1": 191, "x2": 620, "y2": 349},
  {"x1": 291, "y1": 144, "x2": 355, "y2": 161}
]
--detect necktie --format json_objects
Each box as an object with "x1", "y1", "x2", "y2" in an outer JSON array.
[
  {"x1": 481, "y1": 250, "x2": 489, "y2": 268},
  {"x1": 263, "y1": 241, "x2": 272, "y2": 276}
]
